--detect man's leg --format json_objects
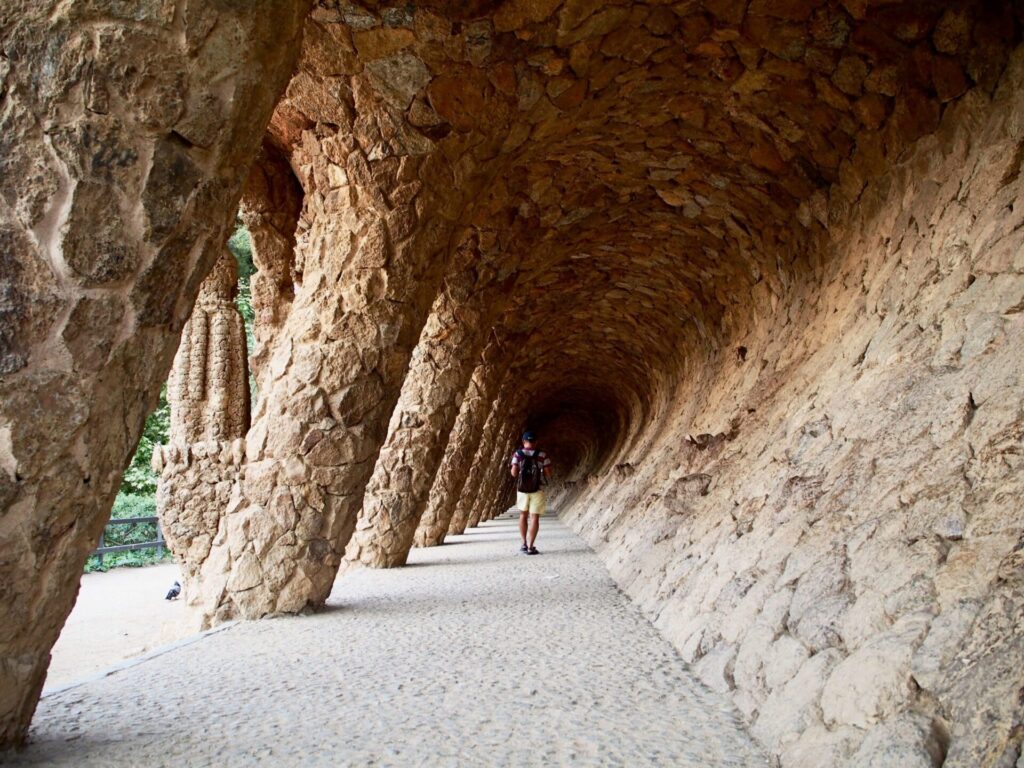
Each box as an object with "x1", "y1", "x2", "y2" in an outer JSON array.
[
  {"x1": 528, "y1": 513, "x2": 541, "y2": 547},
  {"x1": 527, "y1": 491, "x2": 545, "y2": 553},
  {"x1": 518, "y1": 495, "x2": 529, "y2": 551}
]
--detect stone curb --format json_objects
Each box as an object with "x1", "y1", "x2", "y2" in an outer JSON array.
[{"x1": 41, "y1": 621, "x2": 238, "y2": 698}]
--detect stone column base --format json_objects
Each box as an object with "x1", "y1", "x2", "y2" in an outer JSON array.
[{"x1": 153, "y1": 439, "x2": 245, "y2": 619}]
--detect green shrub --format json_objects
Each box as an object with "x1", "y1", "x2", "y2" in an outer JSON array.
[{"x1": 86, "y1": 493, "x2": 171, "y2": 573}]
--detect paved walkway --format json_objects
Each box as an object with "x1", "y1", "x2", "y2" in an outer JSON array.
[{"x1": 6, "y1": 514, "x2": 766, "y2": 767}]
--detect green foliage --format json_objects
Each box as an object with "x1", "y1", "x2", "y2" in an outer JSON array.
[
  {"x1": 120, "y1": 386, "x2": 169, "y2": 496},
  {"x1": 227, "y1": 220, "x2": 255, "y2": 281},
  {"x1": 229, "y1": 222, "x2": 258, "y2": 399},
  {"x1": 111, "y1": 492, "x2": 157, "y2": 520}
]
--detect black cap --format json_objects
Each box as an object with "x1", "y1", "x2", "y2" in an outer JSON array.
[{"x1": 522, "y1": 431, "x2": 536, "y2": 442}]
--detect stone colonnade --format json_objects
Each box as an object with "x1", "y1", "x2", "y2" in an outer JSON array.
[
  {"x1": 413, "y1": 341, "x2": 511, "y2": 547},
  {"x1": 4, "y1": 2, "x2": 1024, "y2": 764},
  {"x1": 343, "y1": 231, "x2": 514, "y2": 568},
  {"x1": 182, "y1": 127, "x2": 488, "y2": 624}
]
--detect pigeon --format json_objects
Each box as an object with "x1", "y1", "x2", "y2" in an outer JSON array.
[{"x1": 165, "y1": 581, "x2": 181, "y2": 601}]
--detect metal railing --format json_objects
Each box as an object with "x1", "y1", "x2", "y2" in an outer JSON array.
[{"x1": 94, "y1": 516, "x2": 165, "y2": 566}]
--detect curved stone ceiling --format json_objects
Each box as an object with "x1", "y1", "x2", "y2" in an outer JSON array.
[{"x1": 266, "y1": 0, "x2": 1012, "y2": 484}]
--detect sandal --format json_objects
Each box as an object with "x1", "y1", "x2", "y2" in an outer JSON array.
[{"x1": 527, "y1": 546, "x2": 540, "y2": 555}]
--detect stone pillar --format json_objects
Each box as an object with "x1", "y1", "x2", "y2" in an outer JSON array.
[
  {"x1": 238, "y1": 144, "x2": 302, "y2": 389},
  {"x1": 153, "y1": 251, "x2": 250, "y2": 595},
  {"x1": 413, "y1": 352, "x2": 507, "y2": 547},
  {"x1": 447, "y1": 401, "x2": 509, "y2": 536},
  {"x1": 344, "y1": 236, "x2": 508, "y2": 568},
  {"x1": 192, "y1": 125, "x2": 484, "y2": 625},
  {"x1": 0, "y1": 1, "x2": 309, "y2": 746},
  {"x1": 465, "y1": 430, "x2": 516, "y2": 529},
  {"x1": 484, "y1": 469, "x2": 516, "y2": 522}
]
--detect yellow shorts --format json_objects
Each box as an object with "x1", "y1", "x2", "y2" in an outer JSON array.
[{"x1": 517, "y1": 491, "x2": 546, "y2": 516}]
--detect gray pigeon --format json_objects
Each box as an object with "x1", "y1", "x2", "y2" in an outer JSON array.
[{"x1": 165, "y1": 581, "x2": 181, "y2": 600}]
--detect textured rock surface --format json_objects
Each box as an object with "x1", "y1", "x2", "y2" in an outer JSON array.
[
  {"x1": 166, "y1": 250, "x2": 250, "y2": 446},
  {"x1": 344, "y1": 233, "x2": 514, "y2": 568},
  {"x1": 0, "y1": 0, "x2": 309, "y2": 746},
  {"x1": 559, "y1": 48, "x2": 1024, "y2": 768},
  {"x1": 239, "y1": 145, "x2": 303, "y2": 389},
  {"x1": 414, "y1": 343, "x2": 511, "y2": 547},
  {"x1": 154, "y1": 250, "x2": 250, "y2": 606}
]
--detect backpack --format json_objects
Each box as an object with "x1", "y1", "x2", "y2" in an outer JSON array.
[{"x1": 517, "y1": 450, "x2": 543, "y2": 493}]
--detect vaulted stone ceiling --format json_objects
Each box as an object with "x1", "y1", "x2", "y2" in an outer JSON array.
[{"x1": 267, "y1": 0, "x2": 1010, "y2": 479}]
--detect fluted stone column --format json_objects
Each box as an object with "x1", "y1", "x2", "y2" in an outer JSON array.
[
  {"x1": 413, "y1": 355, "x2": 508, "y2": 547},
  {"x1": 344, "y1": 236, "x2": 509, "y2": 569},
  {"x1": 0, "y1": 1, "x2": 309, "y2": 746},
  {"x1": 153, "y1": 251, "x2": 250, "y2": 596}
]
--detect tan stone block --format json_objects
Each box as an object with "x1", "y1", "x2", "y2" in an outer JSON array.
[
  {"x1": 820, "y1": 613, "x2": 930, "y2": 729},
  {"x1": 352, "y1": 27, "x2": 415, "y2": 61}
]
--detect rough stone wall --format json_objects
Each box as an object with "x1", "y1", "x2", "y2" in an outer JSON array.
[
  {"x1": 561, "y1": 52, "x2": 1024, "y2": 768},
  {"x1": 0, "y1": 1, "x2": 309, "y2": 746}
]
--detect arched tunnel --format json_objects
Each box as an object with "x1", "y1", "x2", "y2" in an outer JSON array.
[{"x1": 2, "y1": 1, "x2": 1024, "y2": 765}]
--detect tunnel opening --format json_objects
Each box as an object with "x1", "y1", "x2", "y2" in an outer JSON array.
[{"x1": 519, "y1": 383, "x2": 630, "y2": 481}]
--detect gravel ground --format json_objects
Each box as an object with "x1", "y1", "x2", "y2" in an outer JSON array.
[{"x1": 5, "y1": 512, "x2": 766, "y2": 767}]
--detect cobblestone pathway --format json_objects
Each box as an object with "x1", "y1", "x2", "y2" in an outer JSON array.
[{"x1": 5, "y1": 514, "x2": 767, "y2": 767}]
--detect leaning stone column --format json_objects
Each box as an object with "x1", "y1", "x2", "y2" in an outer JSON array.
[
  {"x1": 466, "y1": 429, "x2": 516, "y2": 529},
  {"x1": 153, "y1": 251, "x2": 250, "y2": 599},
  {"x1": 448, "y1": 401, "x2": 509, "y2": 536},
  {"x1": 0, "y1": 1, "x2": 309, "y2": 746},
  {"x1": 193, "y1": 126, "x2": 489, "y2": 625},
  {"x1": 343, "y1": 237, "x2": 508, "y2": 568},
  {"x1": 238, "y1": 144, "x2": 302, "y2": 389},
  {"x1": 413, "y1": 352, "x2": 508, "y2": 547},
  {"x1": 483, "y1": 468, "x2": 516, "y2": 522}
]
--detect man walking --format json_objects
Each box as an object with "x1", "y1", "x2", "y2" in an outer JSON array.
[{"x1": 510, "y1": 431, "x2": 551, "y2": 555}]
